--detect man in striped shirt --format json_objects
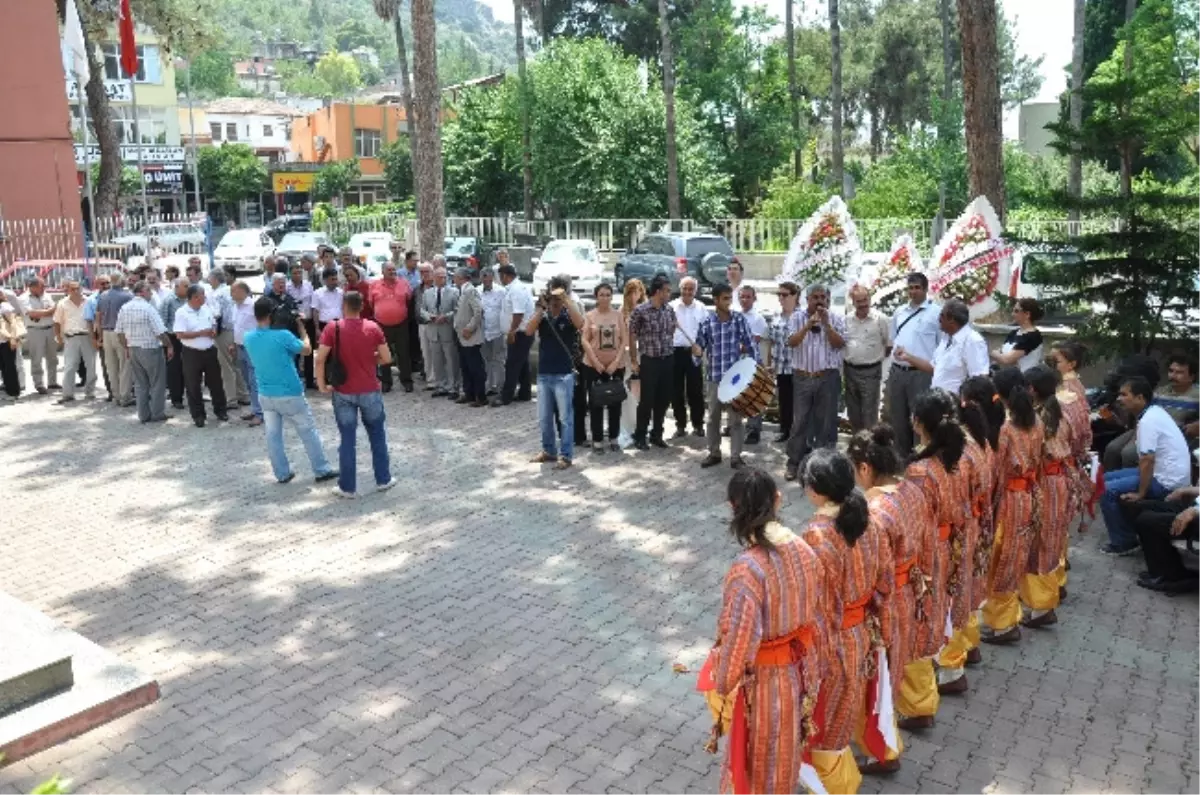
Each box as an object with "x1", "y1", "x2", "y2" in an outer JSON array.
[
  {"x1": 114, "y1": 281, "x2": 173, "y2": 423},
  {"x1": 691, "y1": 283, "x2": 759, "y2": 469},
  {"x1": 784, "y1": 283, "x2": 845, "y2": 481}
]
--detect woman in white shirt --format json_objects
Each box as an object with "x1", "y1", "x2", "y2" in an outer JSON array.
[{"x1": 991, "y1": 298, "x2": 1044, "y2": 372}]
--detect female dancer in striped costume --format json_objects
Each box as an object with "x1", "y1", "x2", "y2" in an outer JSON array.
[
  {"x1": 1051, "y1": 341, "x2": 1093, "y2": 596},
  {"x1": 1022, "y1": 365, "x2": 1072, "y2": 628}
]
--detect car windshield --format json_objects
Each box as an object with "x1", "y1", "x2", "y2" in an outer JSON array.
[
  {"x1": 444, "y1": 238, "x2": 476, "y2": 255},
  {"x1": 280, "y1": 233, "x2": 324, "y2": 249},
  {"x1": 352, "y1": 235, "x2": 390, "y2": 248},
  {"x1": 685, "y1": 237, "x2": 733, "y2": 257},
  {"x1": 218, "y1": 230, "x2": 261, "y2": 247},
  {"x1": 541, "y1": 242, "x2": 595, "y2": 262}
]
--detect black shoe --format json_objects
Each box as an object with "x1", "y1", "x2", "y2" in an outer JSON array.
[
  {"x1": 315, "y1": 470, "x2": 340, "y2": 483},
  {"x1": 146, "y1": 416, "x2": 170, "y2": 423},
  {"x1": 194, "y1": 418, "x2": 206, "y2": 428},
  {"x1": 609, "y1": 442, "x2": 620, "y2": 452},
  {"x1": 650, "y1": 437, "x2": 668, "y2": 449},
  {"x1": 486, "y1": 389, "x2": 498, "y2": 397},
  {"x1": 48, "y1": 384, "x2": 62, "y2": 391},
  {"x1": 745, "y1": 432, "x2": 760, "y2": 445},
  {"x1": 277, "y1": 473, "x2": 296, "y2": 484},
  {"x1": 490, "y1": 398, "x2": 511, "y2": 407},
  {"x1": 692, "y1": 427, "x2": 704, "y2": 437},
  {"x1": 514, "y1": 394, "x2": 532, "y2": 402},
  {"x1": 721, "y1": 426, "x2": 730, "y2": 437},
  {"x1": 1101, "y1": 542, "x2": 1140, "y2": 556},
  {"x1": 56, "y1": 396, "x2": 77, "y2": 405},
  {"x1": 700, "y1": 454, "x2": 722, "y2": 468},
  {"x1": 634, "y1": 440, "x2": 650, "y2": 451},
  {"x1": 730, "y1": 456, "x2": 746, "y2": 470},
  {"x1": 454, "y1": 394, "x2": 469, "y2": 404},
  {"x1": 431, "y1": 389, "x2": 448, "y2": 398},
  {"x1": 382, "y1": 384, "x2": 393, "y2": 393},
  {"x1": 171, "y1": 402, "x2": 185, "y2": 410},
  {"x1": 403, "y1": 384, "x2": 414, "y2": 393},
  {"x1": 774, "y1": 433, "x2": 789, "y2": 443},
  {"x1": 105, "y1": 395, "x2": 113, "y2": 402},
  {"x1": 672, "y1": 428, "x2": 687, "y2": 439},
  {"x1": 36, "y1": 386, "x2": 47, "y2": 395},
  {"x1": 215, "y1": 413, "x2": 230, "y2": 422}
]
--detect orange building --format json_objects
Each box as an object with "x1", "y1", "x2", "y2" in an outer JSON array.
[
  {"x1": 289, "y1": 102, "x2": 409, "y2": 205},
  {"x1": 0, "y1": 1, "x2": 84, "y2": 246}
]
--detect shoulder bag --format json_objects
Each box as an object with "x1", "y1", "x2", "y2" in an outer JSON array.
[{"x1": 324, "y1": 320, "x2": 347, "y2": 388}]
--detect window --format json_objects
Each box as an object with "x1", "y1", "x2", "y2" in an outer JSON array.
[
  {"x1": 354, "y1": 128, "x2": 381, "y2": 158},
  {"x1": 210, "y1": 122, "x2": 222, "y2": 142},
  {"x1": 110, "y1": 106, "x2": 168, "y2": 144},
  {"x1": 262, "y1": 124, "x2": 273, "y2": 138},
  {"x1": 101, "y1": 44, "x2": 161, "y2": 83},
  {"x1": 225, "y1": 123, "x2": 238, "y2": 141}
]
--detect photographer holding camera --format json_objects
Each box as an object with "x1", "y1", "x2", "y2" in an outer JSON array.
[{"x1": 527, "y1": 276, "x2": 585, "y2": 470}]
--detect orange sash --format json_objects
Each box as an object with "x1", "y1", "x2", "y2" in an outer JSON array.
[
  {"x1": 895, "y1": 556, "x2": 917, "y2": 587},
  {"x1": 1007, "y1": 471, "x2": 1037, "y2": 491},
  {"x1": 754, "y1": 624, "x2": 817, "y2": 666},
  {"x1": 1043, "y1": 460, "x2": 1065, "y2": 476},
  {"x1": 938, "y1": 522, "x2": 952, "y2": 541},
  {"x1": 842, "y1": 592, "x2": 873, "y2": 630}
]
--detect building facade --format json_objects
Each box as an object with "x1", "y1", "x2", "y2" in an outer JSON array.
[
  {"x1": 202, "y1": 98, "x2": 303, "y2": 165},
  {"x1": 289, "y1": 102, "x2": 409, "y2": 206}
]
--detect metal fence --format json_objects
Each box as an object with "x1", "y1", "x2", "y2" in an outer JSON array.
[{"x1": 0, "y1": 212, "x2": 211, "y2": 270}]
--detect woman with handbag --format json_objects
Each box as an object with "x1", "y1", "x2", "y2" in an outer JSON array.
[
  {"x1": 582, "y1": 283, "x2": 627, "y2": 453},
  {"x1": 617, "y1": 279, "x2": 647, "y2": 447}
]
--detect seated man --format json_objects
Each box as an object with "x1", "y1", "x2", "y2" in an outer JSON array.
[
  {"x1": 1104, "y1": 353, "x2": 1199, "y2": 469},
  {"x1": 1101, "y1": 376, "x2": 1193, "y2": 555},
  {"x1": 1126, "y1": 486, "x2": 1200, "y2": 592}
]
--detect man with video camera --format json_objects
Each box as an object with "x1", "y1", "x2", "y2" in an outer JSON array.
[{"x1": 527, "y1": 276, "x2": 585, "y2": 470}]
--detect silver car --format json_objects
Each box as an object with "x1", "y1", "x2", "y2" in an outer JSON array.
[{"x1": 112, "y1": 220, "x2": 207, "y2": 255}]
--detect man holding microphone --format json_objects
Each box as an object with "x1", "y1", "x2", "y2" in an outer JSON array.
[{"x1": 783, "y1": 283, "x2": 845, "y2": 481}]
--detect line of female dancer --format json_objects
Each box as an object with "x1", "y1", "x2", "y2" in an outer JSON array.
[{"x1": 703, "y1": 342, "x2": 1094, "y2": 794}]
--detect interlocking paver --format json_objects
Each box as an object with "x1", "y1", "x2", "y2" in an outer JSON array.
[{"x1": 0, "y1": 386, "x2": 1196, "y2": 793}]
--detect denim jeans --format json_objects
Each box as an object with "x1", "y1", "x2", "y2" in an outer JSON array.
[
  {"x1": 237, "y1": 345, "x2": 262, "y2": 417},
  {"x1": 259, "y1": 394, "x2": 334, "y2": 482},
  {"x1": 538, "y1": 372, "x2": 575, "y2": 460},
  {"x1": 1100, "y1": 467, "x2": 1169, "y2": 549},
  {"x1": 332, "y1": 390, "x2": 392, "y2": 494}
]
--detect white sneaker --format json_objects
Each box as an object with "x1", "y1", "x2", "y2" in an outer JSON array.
[
  {"x1": 376, "y1": 477, "x2": 398, "y2": 493},
  {"x1": 333, "y1": 487, "x2": 356, "y2": 499}
]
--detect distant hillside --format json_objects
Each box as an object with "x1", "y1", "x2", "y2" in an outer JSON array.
[{"x1": 216, "y1": 0, "x2": 517, "y2": 86}]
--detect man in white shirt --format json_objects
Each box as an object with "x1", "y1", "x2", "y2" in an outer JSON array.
[
  {"x1": 1102, "y1": 376, "x2": 1193, "y2": 555},
  {"x1": 20, "y1": 277, "x2": 59, "y2": 394},
  {"x1": 230, "y1": 280, "x2": 262, "y2": 426},
  {"x1": 897, "y1": 299, "x2": 988, "y2": 395},
  {"x1": 737, "y1": 285, "x2": 769, "y2": 444},
  {"x1": 842, "y1": 284, "x2": 892, "y2": 432},
  {"x1": 886, "y1": 273, "x2": 941, "y2": 455},
  {"x1": 312, "y1": 267, "x2": 345, "y2": 331},
  {"x1": 208, "y1": 268, "x2": 247, "y2": 407},
  {"x1": 493, "y1": 264, "x2": 536, "y2": 406},
  {"x1": 173, "y1": 284, "x2": 229, "y2": 428},
  {"x1": 669, "y1": 277, "x2": 709, "y2": 437},
  {"x1": 479, "y1": 268, "x2": 507, "y2": 396}
]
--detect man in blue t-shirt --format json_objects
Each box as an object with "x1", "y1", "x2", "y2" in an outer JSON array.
[
  {"x1": 526, "y1": 276, "x2": 585, "y2": 469},
  {"x1": 243, "y1": 297, "x2": 338, "y2": 485}
]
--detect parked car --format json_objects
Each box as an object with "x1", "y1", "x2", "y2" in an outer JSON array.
[
  {"x1": 264, "y1": 214, "x2": 312, "y2": 243},
  {"x1": 348, "y1": 232, "x2": 395, "y2": 277},
  {"x1": 0, "y1": 259, "x2": 127, "y2": 297},
  {"x1": 111, "y1": 221, "x2": 206, "y2": 255},
  {"x1": 214, "y1": 228, "x2": 275, "y2": 274},
  {"x1": 276, "y1": 231, "x2": 330, "y2": 263},
  {"x1": 444, "y1": 236, "x2": 492, "y2": 279},
  {"x1": 614, "y1": 232, "x2": 738, "y2": 299},
  {"x1": 532, "y1": 239, "x2": 605, "y2": 298}
]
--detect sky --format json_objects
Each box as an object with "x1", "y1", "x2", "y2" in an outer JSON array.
[{"x1": 474, "y1": 0, "x2": 1075, "y2": 140}]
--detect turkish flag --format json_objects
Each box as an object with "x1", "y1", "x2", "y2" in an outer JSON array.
[{"x1": 118, "y1": 0, "x2": 138, "y2": 78}]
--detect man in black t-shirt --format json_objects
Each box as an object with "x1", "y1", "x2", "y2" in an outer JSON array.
[{"x1": 527, "y1": 276, "x2": 585, "y2": 469}]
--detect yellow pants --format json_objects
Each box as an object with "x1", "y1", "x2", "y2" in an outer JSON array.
[
  {"x1": 1019, "y1": 571, "x2": 1061, "y2": 612},
  {"x1": 810, "y1": 747, "x2": 862, "y2": 795},
  {"x1": 852, "y1": 710, "x2": 904, "y2": 762},
  {"x1": 1055, "y1": 554, "x2": 1067, "y2": 588},
  {"x1": 982, "y1": 592, "x2": 1021, "y2": 633},
  {"x1": 937, "y1": 612, "x2": 980, "y2": 670},
  {"x1": 895, "y1": 658, "x2": 938, "y2": 718}
]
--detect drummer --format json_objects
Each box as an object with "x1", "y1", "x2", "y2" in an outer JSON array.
[{"x1": 692, "y1": 283, "x2": 761, "y2": 470}]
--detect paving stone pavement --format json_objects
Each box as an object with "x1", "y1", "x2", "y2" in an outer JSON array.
[{"x1": 0, "y1": 385, "x2": 1196, "y2": 794}]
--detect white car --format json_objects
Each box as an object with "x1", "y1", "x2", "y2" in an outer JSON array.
[
  {"x1": 532, "y1": 239, "x2": 604, "y2": 298},
  {"x1": 214, "y1": 228, "x2": 275, "y2": 274},
  {"x1": 348, "y1": 232, "x2": 395, "y2": 277},
  {"x1": 112, "y1": 220, "x2": 207, "y2": 255}
]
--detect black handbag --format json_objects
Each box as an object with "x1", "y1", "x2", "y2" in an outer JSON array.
[
  {"x1": 590, "y1": 376, "x2": 627, "y2": 407},
  {"x1": 324, "y1": 321, "x2": 347, "y2": 388}
]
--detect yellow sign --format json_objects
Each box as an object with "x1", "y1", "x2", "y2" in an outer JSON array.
[{"x1": 272, "y1": 172, "x2": 316, "y2": 193}]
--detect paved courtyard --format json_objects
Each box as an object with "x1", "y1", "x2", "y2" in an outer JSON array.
[{"x1": 0, "y1": 385, "x2": 1197, "y2": 794}]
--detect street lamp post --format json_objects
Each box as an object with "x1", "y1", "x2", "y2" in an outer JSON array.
[{"x1": 178, "y1": 57, "x2": 202, "y2": 215}]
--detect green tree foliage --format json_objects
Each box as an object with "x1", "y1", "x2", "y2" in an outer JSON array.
[
  {"x1": 175, "y1": 50, "x2": 238, "y2": 97},
  {"x1": 311, "y1": 159, "x2": 362, "y2": 202},
  {"x1": 314, "y1": 51, "x2": 364, "y2": 96},
  {"x1": 379, "y1": 138, "x2": 414, "y2": 199},
  {"x1": 334, "y1": 17, "x2": 384, "y2": 51},
  {"x1": 442, "y1": 38, "x2": 729, "y2": 219},
  {"x1": 89, "y1": 164, "x2": 145, "y2": 198},
  {"x1": 197, "y1": 144, "x2": 269, "y2": 213}
]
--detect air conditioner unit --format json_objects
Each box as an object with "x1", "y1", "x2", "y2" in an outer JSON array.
[{"x1": 314, "y1": 135, "x2": 325, "y2": 151}]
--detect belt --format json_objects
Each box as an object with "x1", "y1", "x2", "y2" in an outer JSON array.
[
  {"x1": 842, "y1": 593, "x2": 873, "y2": 630},
  {"x1": 794, "y1": 368, "x2": 838, "y2": 378},
  {"x1": 1007, "y1": 472, "x2": 1037, "y2": 492},
  {"x1": 753, "y1": 624, "x2": 816, "y2": 666},
  {"x1": 1043, "y1": 460, "x2": 1066, "y2": 476},
  {"x1": 895, "y1": 556, "x2": 917, "y2": 587},
  {"x1": 844, "y1": 360, "x2": 883, "y2": 370},
  {"x1": 891, "y1": 362, "x2": 912, "y2": 371},
  {"x1": 65, "y1": 332, "x2": 88, "y2": 337},
  {"x1": 938, "y1": 522, "x2": 952, "y2": 542}
]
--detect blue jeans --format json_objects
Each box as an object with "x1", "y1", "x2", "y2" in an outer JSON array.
[
  {"x1": 1100, "y1": 467, "x2": 1169, "y2": 549},
  {"x1": 237, "y1": 345, "x2": 262, "y2": 417},
  {"x1": 538, "y1": 372, "x2": 575, "y2": 460},
  {"x1": 332, "y1": 390, "x2": 391, "y2": 494},
  {"x1": 259, "y1": 394, "x2": 334, "y2": 482}
]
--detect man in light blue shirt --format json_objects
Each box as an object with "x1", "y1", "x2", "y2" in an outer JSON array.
[
  {"x1": 243, "y1": 297, "x2": 338, "y2": 485},
  {"x1": 885, "y1": 272, "x2": 942, "y2": 455},
  {"x1": 83, "y1": 274, "x2": 113, "y2": 397}
]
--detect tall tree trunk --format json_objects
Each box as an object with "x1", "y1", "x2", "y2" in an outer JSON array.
[
  {"x1": 786, "y1": 0, "x2": 800, "y2": 178},
  {"x1": 515, "y1": 0, "x2": 534, "y2": 219},
  {"x1": 829, "y1": 0, "x2": 844, "y2": 194},
  {"x1": 1119, "y1": 0, "x2": 1136, "y2": 202},
  {"x1": 81, "y1": 22, "x2": 121, "y2": 220},
  {"x1": 392, "y1": 10, "x2": 417, "y2": 155},
  {"x1": 1066, "y1": 0, "x2": 1085, "y2": 228},
  {"x1": 936, "y1": 0, "x2": 953, "y2": 230},
  {"x1": 658, "y1": 0, "x2": 681, "y2": 219},
  {"x1": 411, "y1": 0, "x2": 444, "y2": 258},
  {"x1": 957, "y1": 0, "x2": 1006, "y2": 222}
]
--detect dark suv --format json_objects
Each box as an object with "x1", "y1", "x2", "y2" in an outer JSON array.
[
  {"x1": 264, "y1": 214, "x2": 312, "y2": 244},
  {"x1": 444, "y1": 236, "x2": 493, "y2": 279},
  {"x1": 614, "y1": 232, "x2": 738, "y2": 299}
]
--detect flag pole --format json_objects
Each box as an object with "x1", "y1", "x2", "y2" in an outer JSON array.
[{"x1": 130, "y1": 79, "x2": 152, "y2": 269}]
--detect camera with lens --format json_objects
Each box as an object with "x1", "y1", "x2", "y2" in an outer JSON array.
[{"x1": 538, "y1": 275, "x2": 572, "y2": 309}]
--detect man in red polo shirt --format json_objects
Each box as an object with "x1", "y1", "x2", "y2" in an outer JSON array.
[{"x1": 370, "y1": 262, "x2": 413, "y2": 393}]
